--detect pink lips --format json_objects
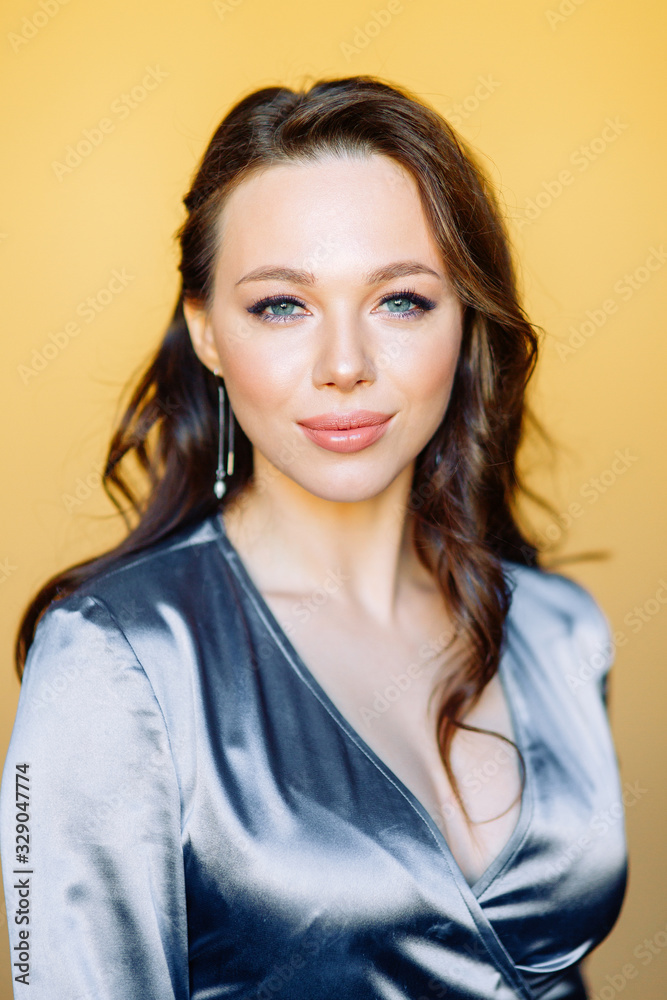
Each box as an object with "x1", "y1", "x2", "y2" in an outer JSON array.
[{"x1": 297, "y1": 410, "x2": 394, "y2": 453}]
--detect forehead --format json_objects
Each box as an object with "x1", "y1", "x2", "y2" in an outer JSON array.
[
  {"x1": 213, "y1": 153, "x2": 442, "y2": 276},
  {"x1": 224, "y1": 151, "x2": 418, "y2": 200}
]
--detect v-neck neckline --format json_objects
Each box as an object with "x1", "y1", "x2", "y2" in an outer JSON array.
[{"x1": 209, "y1": 511, "x2": 534, "y2": 901}]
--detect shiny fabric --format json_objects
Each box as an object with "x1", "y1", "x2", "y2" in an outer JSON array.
[{"x1": 0, "y1": 512, "x2": 627, "y2": 999}]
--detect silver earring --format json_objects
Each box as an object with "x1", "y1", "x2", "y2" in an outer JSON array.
[{"x1": 213, "y1": 369, "x2": 235, "y2": 499}]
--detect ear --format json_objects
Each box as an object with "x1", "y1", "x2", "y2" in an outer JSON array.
[{"x1": 183, "y1": 297, "x2": 222, "y2": 375}]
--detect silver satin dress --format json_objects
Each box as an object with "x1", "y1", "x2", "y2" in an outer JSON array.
[{"x1": 0, "y1": 513, "x2": 628, "y2": 999}]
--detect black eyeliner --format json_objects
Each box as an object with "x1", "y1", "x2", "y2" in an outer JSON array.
[
  {"x1": 246, "y1": 287, "x2": 437, "y2": 321},
  {"x1": 247, "y1": 293, "x2": 306, "y2": 315}
]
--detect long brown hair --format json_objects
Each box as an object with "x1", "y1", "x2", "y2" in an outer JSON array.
[{"x1": 16, "y1": 75, "x2": 542, "y2": 818}]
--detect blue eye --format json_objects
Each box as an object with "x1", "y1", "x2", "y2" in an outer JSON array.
[
  {"x1": 376, "y1": 288, "x2": 436, "y2": 317},
  {"x1": 247, "y1": 295, "x2": 308, "y2": 323},
  {"x1": 246, "y1": 288, "x2": 436, "y2": 324},
  {"x1": 383, "y1": 298, "x2": 413, "y2": 313}
]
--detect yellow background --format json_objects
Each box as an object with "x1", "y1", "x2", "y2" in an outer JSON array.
[{"x1": 1, "y1": 0, "x2": 665, "y2": 996}]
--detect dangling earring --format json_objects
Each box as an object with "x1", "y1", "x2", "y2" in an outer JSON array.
[{"x1": 213, "y1": 368, "x2": 235, "y2": 499}]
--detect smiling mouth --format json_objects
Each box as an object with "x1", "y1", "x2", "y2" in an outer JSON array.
[{"x1": 297, "y1": 410, "x2": 394, "y2": 453}]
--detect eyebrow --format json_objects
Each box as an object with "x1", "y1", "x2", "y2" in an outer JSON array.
[{"x1": 234, "y1": 260, "x2": 443, "y2": 287}]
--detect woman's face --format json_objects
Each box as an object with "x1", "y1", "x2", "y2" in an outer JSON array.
[{"x1": 185, "y1": 153, "x2": 464, "y2": 503}]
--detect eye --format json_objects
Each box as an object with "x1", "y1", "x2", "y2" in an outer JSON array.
[
  {"x1": 245, "y1": 287, "x2": 437, "y2": 324},
  {"x1": 375, "y1": 288, "x2": 436, "y2": 318},
  {"x1": 246, "y1": 294, "x2": 309, "y2": 323}
]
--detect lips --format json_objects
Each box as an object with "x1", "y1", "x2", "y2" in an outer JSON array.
[
  {"x1": 296, "y1": 410, "x2": 394, "y2": 454},
  {"x1": 298, "y1": 411, "x2": 393, "y2": 431}
]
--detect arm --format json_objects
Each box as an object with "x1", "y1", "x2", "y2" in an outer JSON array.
[{"x1": 0, "y1": 596, "x2": 189, "y2": 999}]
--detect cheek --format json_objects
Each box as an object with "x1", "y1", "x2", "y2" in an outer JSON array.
[
  {"x1": 392, "y1": 328, "x2": 462, "y2": 413},
  {"x1": 216, "y1": 334, "x2": 305, "y2": 446}
]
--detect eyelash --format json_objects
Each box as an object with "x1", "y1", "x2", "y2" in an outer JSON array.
[{"x1": 246, "y1": 287, "x2": 437, "y2": 324}]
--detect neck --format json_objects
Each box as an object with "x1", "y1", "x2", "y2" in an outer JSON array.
[{"x1": 222, "y1": 450, "x2": 434, "y2": 625}]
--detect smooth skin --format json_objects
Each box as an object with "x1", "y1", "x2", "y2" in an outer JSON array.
[{"x1": 184, "y1": 152, "x2": 522, "y2": 885}]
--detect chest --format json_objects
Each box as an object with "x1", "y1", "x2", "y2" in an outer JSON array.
[
  {"x1": 265, "y1": 592, "x2": 524, "y2": 887},
  {"x1": 180, "y1": 528, "x2": 630, "y2": 994}
]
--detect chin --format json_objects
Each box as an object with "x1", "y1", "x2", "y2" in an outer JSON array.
[{"x1": 288, "y1": 466, "x2": 406, "y2": 505}]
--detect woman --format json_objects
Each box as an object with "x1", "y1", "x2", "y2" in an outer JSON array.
[{"x1": 1, "y1": 75, "x2": 626, "y2": 999}]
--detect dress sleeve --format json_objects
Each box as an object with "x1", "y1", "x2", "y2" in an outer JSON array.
[
  {"x1": 0, "y1": 595, "x2": 189, "y2": 999},
  {"x1": 568, "y1": 579, "x2": 616, "y2": 711}
]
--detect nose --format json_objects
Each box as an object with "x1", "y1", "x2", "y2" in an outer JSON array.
[{"x1": 311, "y1": 309, "x2": 376, "y2": 392}]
